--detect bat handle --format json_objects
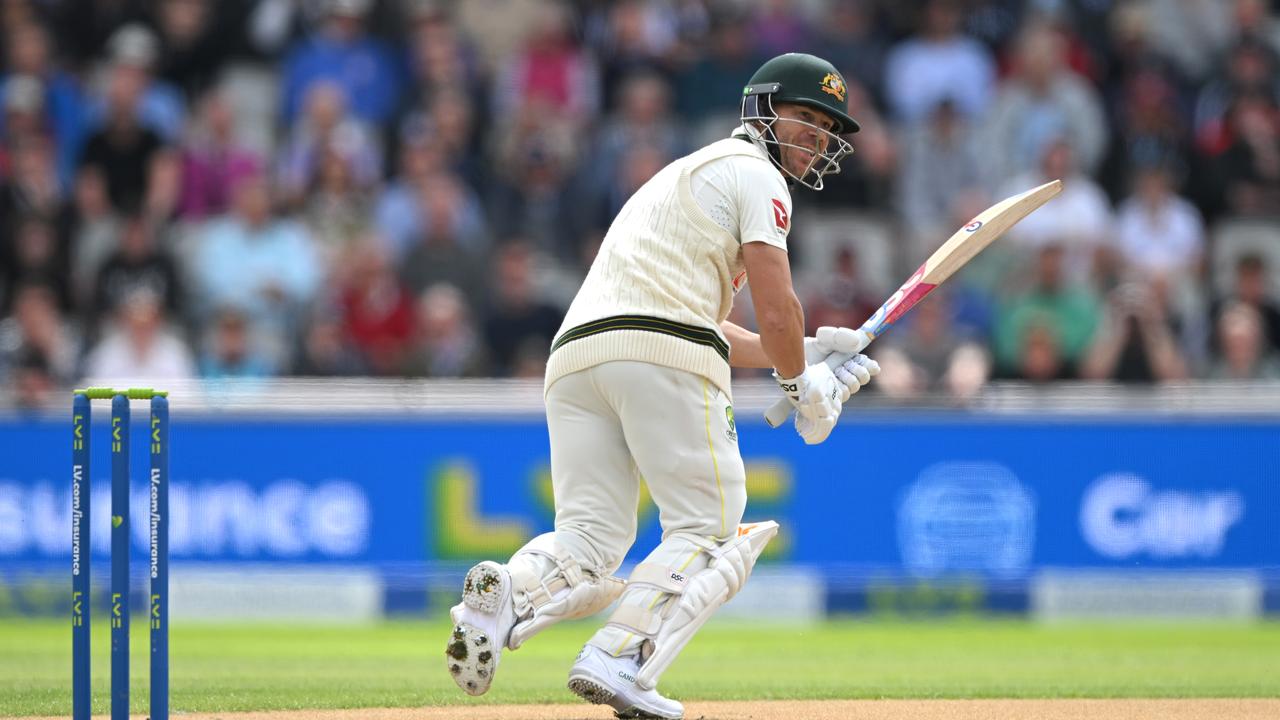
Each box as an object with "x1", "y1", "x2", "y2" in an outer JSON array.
[{"x1": 762, "y1": 352, "x2": 853, "y2": 428}]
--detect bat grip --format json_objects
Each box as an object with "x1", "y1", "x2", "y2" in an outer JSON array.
[{"x1": 762, "y1": 352, "x2": 852, "y2": 428}]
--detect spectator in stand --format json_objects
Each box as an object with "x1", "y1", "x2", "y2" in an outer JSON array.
[
  {"x1": 193, "y1": 171, "x2": 322, "y2": 346},
  {"x1": 77, "y1": 46, "x2": 178, "y2": 218},
  {"x1": 292, "y1": 301, "x2": 368, "y2": 376},
  {"x1": 1, "y1": 131, "x2": 72, "y2": 249},
  {"x1": 88, "y1": 24, "x2": 188, "y2": 143},
  {"x1": 2, "y1": 74, "x2": 48, "y2": 148},
  {"x1": 398, "y1": 172, "x2": 489, "y2": 308},
  {"x1": 1097, "y1": 5, "x2": 1196, "y2": 200},
  {"x1": 1113, "y1": 160, "x2": 1205, "y2": 280},
  {"x1": 1211, "y1": 254, "x2": 1280, "y2": 354},
  {"x1": 962, "y1": 0, "x2": 1028, "y2": 53},
  {"x1": 150, "y1": 0, "x2": 236, "y2": 99},
  {"x1": 491, "y1": 0, "x2": 598, "y2": 129},
  {"x1": 199, "y1": 305, "x2": 276, "y2": 379},
  {"x1": 49, "y1": 0, "x2": 148, "y2": 70},
  {"x1": 1102, "y1": 68, "x2": 1196, "y2": 205},
  {"x1": 376, "y1": 120, "x2": 488, "y2": 261},
  {"x1": 70, "y1": 160, "x2": 122, "y2": 308},
  {"x1": 1231, "y1": 0, "x2": 1280, "y2": 57},
  {"x1": 455, "y1": 0, "x2": 553, "y2": 76},
  {"x1": 423, "y1": 89, "x2": 488, "y2": 190},
  {"x1": 584, "y1": 0, "x2": 678, "y2": 111},
  {"x1": 994, "y1": 244, "x2": 1102, "y2": 378},
  {"x1": 981, "y1": 20, "x2": 1109, "y2": 184},
  {"x1": 487, "y1": 110, "x2": 579, "y2": 259},
  {"x1": 177, "y1": 90, "x2": 262, "y2": 221},
  {"x1": 1002, "y1": 138, "x2": 1113, "y2": 286},
  {"x1": 749, "y1": 0, "x2": 814, "y2": 59},
  {"x1": 1, "y1": 21, "x2": 89, "y2": 185},
  {"x1": 1009, "y1": 320, "x2": 1076, "y2": 382},
  {"x1": 338, "y1": 238, "x2": 416, "y2": 376},
  {"x1": 1, "y1": 215, "x2": 72, "y2": 314},
  {"x1": 403, "y1": 282, "x2": 489, "y2": 378},
  {"x1": 83, "y1": 286, "x2": 197, "y2": 383},
  {"x1": 1194, "y1": 37, "x2": 1280, "y2": 149},
  {"x1": 403, "y1": 5, "x2": 484, "y2": 102},
  {"x1": 874, "y1": 289, "x2": 991, "y2": 401},
  {"x1": 1081, "y1": 277, "x2": 1190, "y2": 383},
  {"x1": 393, "y1": 9, "x2": 486, "y2": 177},
  {"x1": 280, "y1": 0, "x2": 405, "y2": 126},
  {"x1": 587, "y1": 72, "x2": 685, "y2": 194},
  {"x1": 0, "y1": 281, "x2": 79, "y2": 385},
  {"x1": 300, "y1": 137, "x2": 376, "y2": 263},
  {"x1": 1140, "y1": 0, "x2": 1235, "y2": 81},
  {"x1": 884, "y1": 0, "x2": 995, "y2": 123},
  {"x1": 277, "y1": 81, "x2": 381, "y2": 209},
  {"x1": 898, "y1": 98, "x2": 988, "y2": 258},
  {"x1": 674, "y1": 10, "x2": 761, "y2": 128},
  {"x1": 1209, "y1": 302, "x2": 1280, "y2": 379},
  {"x1": 810, "y1": 0, "x2": 889, "y2": 106},
  {"x1": 481, "y1": 240, "x2": 562, "y2": 377},
  {"x1": 7, "y1": 345, "x2": 57, "y2": 411},
  {"x1": 1212, "y1": 92, "x2": 1280, "y2": 217},
  {"x1": 803, "y1": 245, "x2": 881, "y2": 335},
  {"x1": 91, "y1": 212, "x2": 184, "y2": 330}
]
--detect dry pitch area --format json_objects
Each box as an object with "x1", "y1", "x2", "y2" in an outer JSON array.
[{"x1": 23, "y1": 700, "x2": 1280, "y2": 720}]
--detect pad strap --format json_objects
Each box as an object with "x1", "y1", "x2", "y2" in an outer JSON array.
[
  {"x1": 627, "y1": 562, "x2": 692, "y2": 594},
  {"x1": 511, "y1": 544, "x2": 586, "y2": 608},
  {"x1": 607, "y1": 604, "x2": 663, "y2": 635}
]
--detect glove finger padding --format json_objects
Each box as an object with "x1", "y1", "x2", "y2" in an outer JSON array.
[
  {"x1": 855, "y1": 354, "x2": 881, "y2": 376},
  {"x1": 832, "y1": 353, "x2": 878, "y2": 398},
  {"x1": 833, "y1": 365, "x2": 860, "y2": 398}
]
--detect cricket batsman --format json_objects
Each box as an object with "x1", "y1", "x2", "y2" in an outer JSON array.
[{"x1": 444, "y1": 53, "x2": 880, "y2": 719}]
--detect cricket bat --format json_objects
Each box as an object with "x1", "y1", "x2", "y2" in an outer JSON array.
[{"x1": 764, "y1": 179, "x2": 1064, "y2": 428}]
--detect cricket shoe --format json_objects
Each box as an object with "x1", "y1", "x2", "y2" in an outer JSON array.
[
  {"x1": 446, "y1": 561, "x2": 518, "y2": 696},
  {"x1": 567, "y1": 644, "x2": 684, "y2": 719}
]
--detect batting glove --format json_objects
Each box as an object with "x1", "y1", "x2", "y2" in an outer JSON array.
[{"x1": 775, "y1": 363, "x2": 843, "y2": 445}]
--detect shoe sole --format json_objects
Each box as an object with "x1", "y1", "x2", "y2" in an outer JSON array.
[
  {"x1": 567, "y1": 676, "x2": 616, "y2": 706},
  {"x1": 445, "y1": 563, "x2": 508, "y2": 695},
  {"x1": 567, "y1": 673, "x2": 675, "y2": 720}
]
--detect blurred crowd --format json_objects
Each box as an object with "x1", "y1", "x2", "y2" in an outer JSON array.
[{"x1": 1, "y1": 0, "x2": 1280, "y2": 409}]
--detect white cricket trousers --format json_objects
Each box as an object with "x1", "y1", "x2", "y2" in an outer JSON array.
[{"x1": 545, "y1": 360, "x2": 747, "y2": 575}]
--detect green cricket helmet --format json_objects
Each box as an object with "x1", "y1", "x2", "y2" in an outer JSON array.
[{"x1": 739, "y1": 53, "x2": 859, "y2": 190}]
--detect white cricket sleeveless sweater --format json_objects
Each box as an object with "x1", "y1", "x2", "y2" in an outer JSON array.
[{"x1": 546, "y1": 138, "x2": 785, "y2": 398}]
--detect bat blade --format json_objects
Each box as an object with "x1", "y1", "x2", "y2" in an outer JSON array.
[{"x1": 764, "y1": 179, "x2": 1063, "y2": 428}]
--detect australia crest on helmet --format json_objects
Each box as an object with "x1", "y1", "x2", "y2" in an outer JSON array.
[{"x1": 820, "y1": 72, "x2": 846, "y2": 102}]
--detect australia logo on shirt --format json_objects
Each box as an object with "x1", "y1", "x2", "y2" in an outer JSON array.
[{"x1": 771, "y1": 198, "x2": 789, "y2": 233}]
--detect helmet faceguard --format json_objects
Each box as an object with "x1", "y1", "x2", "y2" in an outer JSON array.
[{"x1": 740, "y1": 84, "x2": 855, "y2": 191}]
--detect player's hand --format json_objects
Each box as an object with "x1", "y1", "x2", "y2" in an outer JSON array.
[
  {"x1": 774, "y1": 363, "x2": 843, "y2": 445},
  {"x1": 833, "y1": 354, "x2": 880, "y2": 401},
  {"x1": 802, "y1": 326, "x2": 878, "y2": 401},
  {"x1": 803, "y1": 325, "x2": 871, "y2": 365}
]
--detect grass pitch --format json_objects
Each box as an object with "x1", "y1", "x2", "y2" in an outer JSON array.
[{"x1": 3, "y1": 618, "x2": 1278, "y2": 717}]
